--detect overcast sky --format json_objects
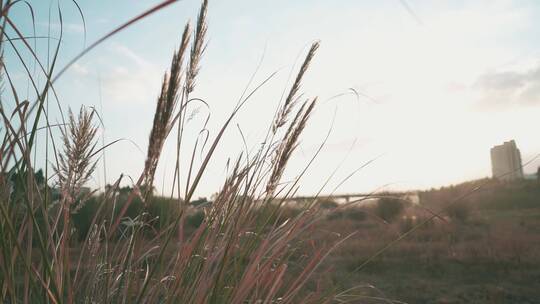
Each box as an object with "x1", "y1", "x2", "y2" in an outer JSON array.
[{"x1": 5, "y1": 0, "x2": 540, "y2": 197}]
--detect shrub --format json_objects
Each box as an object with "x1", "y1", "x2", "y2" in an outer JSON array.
[
  {"x1": 71, "y1": 196, "x2": 101, "y2": 241},
  {"x1": 319, "y1": 198, "x2": 339, "y2": 209},
  {"x1": 375, "y1": 197, "x2": 405, "y2": 222},
  {"x1": 191, "y1": 197, "x2": 210, "y2": 207},
  {"x1": 446, "y1": 202, "x2": 470, "y2": 223},
  {"x1": 399, "y1": 216, "x2": 415, "y2": 233},
  {"x1": 346, "y1": 207, "x2": 367, "y2": 221},
  {"x1": 327, "y1": 209, "x2": 344, "y2": 221},
  {"x1": 186, "y1": 210, "x2": 205, "y2": 228}
]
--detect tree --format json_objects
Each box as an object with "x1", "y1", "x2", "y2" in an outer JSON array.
[{"x1": 9, "y1": 168, "x2": 46, "y2": 201}]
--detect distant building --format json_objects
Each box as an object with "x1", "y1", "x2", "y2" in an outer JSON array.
[{"x1": 490, "y1": 140, "x2": 524, "y2": 181}]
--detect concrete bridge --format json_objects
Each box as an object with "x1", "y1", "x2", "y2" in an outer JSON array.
[{"x1": 279, "y1": 191, "x2": 419, "y2": 205}]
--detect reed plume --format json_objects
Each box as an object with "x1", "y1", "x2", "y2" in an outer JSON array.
[
  {"x1": 144, "y1": 23, "x2": 191, "y2": 190},
  {"x1": 267, "y1": 98, "x2": 316, "y2": 195},
  {"x1": 264, "y1": 41, "x2": 320, "y2": 196},
  {"x1": 55, "y1": 107, "x2": 98, "y2": 207},
  {"x1": 186, "y1": 0, "x2": 208, "y2": 94},
  {"x1": 273, "y1": 41, "x2": 319, "y2": 133}
]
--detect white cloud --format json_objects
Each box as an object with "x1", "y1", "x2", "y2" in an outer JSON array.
[
  {"x1": 71, "y1": 63, "x2": 89, "y2": 76},
  {"x1": 38, "y1": 21, "x2": 85, "y2": 34},
  {"x1": 100, "y1": 44, "x2": 162, "y2": 105},
  {"x1": 473, "y1": 61, "x2": 540, "y2": 107}
]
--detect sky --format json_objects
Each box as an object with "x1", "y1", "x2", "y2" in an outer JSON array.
[{"x1": 4, "y1": 0, "x2": 540, "y2": 197}]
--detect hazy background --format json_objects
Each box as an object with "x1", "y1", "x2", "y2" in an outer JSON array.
[{"x1": 5, "y1": 0, "x2": 540, "y2": 197}]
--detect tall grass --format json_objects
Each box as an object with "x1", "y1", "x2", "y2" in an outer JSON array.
[{"x1": 0, "y1": 1, "x2": 354, "y2": 303}]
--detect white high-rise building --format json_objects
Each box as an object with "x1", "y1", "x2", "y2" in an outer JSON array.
[{"x1": 490, "y1": 140, "x2": 524, "y2": 181}]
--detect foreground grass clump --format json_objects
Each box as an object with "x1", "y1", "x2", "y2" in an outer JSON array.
[{"x1": 0, "y1": 1, "x2": 357, "y2": 303}]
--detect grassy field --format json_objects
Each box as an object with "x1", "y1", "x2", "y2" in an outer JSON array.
[{"x1": 304, "y1": 179, "x2": 540, "y2": 303}]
